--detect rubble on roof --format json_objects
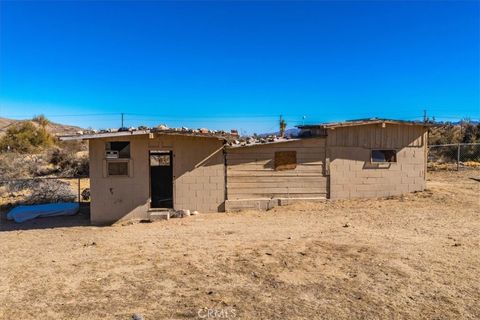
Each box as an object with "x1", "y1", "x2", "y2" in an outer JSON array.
[
  {"x1": 227, "y1": 134, "x2": 298, "y2": 147},
  {"x1": 60, "y1": 124, "x2": 241, "y2": 141},
  {"x1": 71, "y1": 124, "x2": 298, "y2": 146}
]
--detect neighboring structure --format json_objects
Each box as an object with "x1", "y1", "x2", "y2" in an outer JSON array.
[{"x1": 61, "y1": 118, "x2": 428, "y2": 224}]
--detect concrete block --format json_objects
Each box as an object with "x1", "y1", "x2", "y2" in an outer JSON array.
[{"x1": 149, "y1": 211, "x2": 170, "y2": 220}]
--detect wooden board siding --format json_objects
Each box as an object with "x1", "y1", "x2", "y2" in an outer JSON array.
[
  {"x1": 226, "y1": 138, "x2": 328, "y2": 200},
  {"x1": 327, "y1": 123, "x2": 425, "y2": 148}
]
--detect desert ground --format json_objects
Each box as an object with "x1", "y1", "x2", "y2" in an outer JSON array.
[{"x1": 0, "y1": 170, "x2": 479, "y2": 319}]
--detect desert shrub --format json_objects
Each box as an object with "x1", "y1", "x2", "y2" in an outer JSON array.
[
  {"x1": 32, "y1": 114, "x2": 50, "y2": 127},
  {"x1": 48, "y1": 148, "x2": 89, "y2": 177},
  {"x1": 1, "y1": 179, "x2": 76, "y2": 206},
  {"x1": 56, "y1": 139, "x2": 88, "y2": 153},
  {"x1": 0, "y1": 153, "x2": 43, "y2": 179},
  {"x1": 24, "y1": 179, "x2": 76, "y2": 204},
  {"x1": 49, "y1": 148, "x2": 68, "y2": 166},
  {"x1": 461, "y1": 123, "x2": 479, "y2": 143},
  {"x1": 0, "y1": 121, "x2": 54, "y2": 153}
]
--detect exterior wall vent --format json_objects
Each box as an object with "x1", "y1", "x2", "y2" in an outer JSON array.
[{"x1": 105, "y1": 150, "x2": 119, "y2": 159}]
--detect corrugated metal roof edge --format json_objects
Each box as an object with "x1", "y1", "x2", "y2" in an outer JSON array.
[
  {"x1": 297, "y1": 118, "x2": 430, "y2": 129},
  {"x1": 59, "y1": 130, "x2": 233, "y2": 141}
]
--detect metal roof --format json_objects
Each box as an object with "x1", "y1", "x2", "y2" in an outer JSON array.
[
  {"x1": 297, "y1": 118, "x2": 429, "y2": 129},
  {"x1": 59, "y1": 129, "x2": 236, "y2": 141}
]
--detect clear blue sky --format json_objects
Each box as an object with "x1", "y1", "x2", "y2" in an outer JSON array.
[{"x1": 0, "y1": 1, "x2": 479, "y2": 134}]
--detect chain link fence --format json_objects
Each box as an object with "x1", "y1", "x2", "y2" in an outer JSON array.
[
  {"x1": 0, "y1": 177, "x2": 90, "y2": 213},
  {"x1": 428, "y1": 143, "x2": 480, "y2": 171}
]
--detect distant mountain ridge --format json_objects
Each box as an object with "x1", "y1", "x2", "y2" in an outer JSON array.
[
  {"x1": 258, "y1": 128, "x2": 300, "y2": 138},
  {"x1": 0, "y1": 117, "x2": 83, "y2": 136}
]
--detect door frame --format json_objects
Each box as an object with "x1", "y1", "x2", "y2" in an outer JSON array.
[{"x1": 148, "y1": 150, "x2": 174, "y2": 209}]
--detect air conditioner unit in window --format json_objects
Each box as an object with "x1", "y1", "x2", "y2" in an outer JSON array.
[{"x1": 105, "y1": 150, "x2": 119, "y2": 159}]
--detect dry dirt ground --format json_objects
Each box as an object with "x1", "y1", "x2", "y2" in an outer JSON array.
[{"x1": 0, "y1": 170, "x2": 479, "y2": 319}]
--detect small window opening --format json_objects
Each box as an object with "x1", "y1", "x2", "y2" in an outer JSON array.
[
  {"x1": 371, "y1": 150, "x2": 397, "y2": 163},
  {"x1": 274, "y1": 151, "x2": 297, "y2": 171},
  {"x1": 150, "y1": 153, "x2": 171, "y2": 166},
  {"x1": 106, "y1": 141, "x2": 130, "y2": 158},
  {"x1": 107, "y1": 161, "x2": 129, "y2": 176}
]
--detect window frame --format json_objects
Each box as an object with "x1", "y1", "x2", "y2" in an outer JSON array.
[
  {"x1": 106, "y1": 159, "x2": 130, "y2": 177},
  {"x1": 370, "y1": 149, "x2": 397, "y2": 163}
]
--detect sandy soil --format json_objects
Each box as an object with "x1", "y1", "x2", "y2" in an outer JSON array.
[{"x1": 0, "y1": 170, "x2": 479, "y2": 319}]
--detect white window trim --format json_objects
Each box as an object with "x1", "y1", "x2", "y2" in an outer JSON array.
[{"x1": 103, "y1": 159, "x2": 134, "y2": 178}]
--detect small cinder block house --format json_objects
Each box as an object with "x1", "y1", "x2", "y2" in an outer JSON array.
[
  {"x1": 62, "y1": 130, "x2": 229, "y2": 224},
  {"x1": 62, "y1": 119, "x2": 428, "y2": 224}
]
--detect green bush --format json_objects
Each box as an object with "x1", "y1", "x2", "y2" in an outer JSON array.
[
  {"x1": 48, "y1": 148, "x2": 89, "y2": 177},
  {"x1": 0, "y1": 122, "x2": 54, "y2": 153}
]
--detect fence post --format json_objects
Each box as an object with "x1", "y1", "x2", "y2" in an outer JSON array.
[
  {"x1": 457, "y1": 143, "x2": 461, "y2": 171},
  {"x1": 77, "y1": 177, "x2": 81, "y2": 204}
]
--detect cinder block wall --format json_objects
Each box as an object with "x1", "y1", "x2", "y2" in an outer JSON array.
[
  {"x1": 89, "y1": 135, "x2": 150, "y2": 224},
  {"x1": 329, "y1": 146, "x2": 426, "y2": 199},
  {"x1": 327, "y1": 124, "x2": 427, "y2": 200},
  {"x1": 167, "y1": 136, "x2": 225, "y2": 212}
]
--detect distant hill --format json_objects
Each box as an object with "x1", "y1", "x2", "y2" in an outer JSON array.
[
  {"x1": 429, "y1": 121, "x2": 480, "y2": 145},
  {"x1": 0, "y1": 117, "x2": 83, "y2": 136},
  {"x1": 258, "y1": 128, "x2": 300, "y2": 138}
]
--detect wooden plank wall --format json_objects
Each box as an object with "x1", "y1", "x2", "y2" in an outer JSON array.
[
  {"x1": 226, "y1": 138, "x2": 328, "y2": 199},
  {"x1": 327, "y1": 124, "x2": 426, "y2": 148}
]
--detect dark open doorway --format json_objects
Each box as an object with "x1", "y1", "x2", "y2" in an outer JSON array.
[{"x1": 150, "y1": 151, "x2": 173, "y2": 208}]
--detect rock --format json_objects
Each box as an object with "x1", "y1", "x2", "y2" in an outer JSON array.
[
  {"x1": 169, "y1": 211, "x2": 180, "y2": 218},
  {"x1": 131, "y1": 314, "x2": 144, "y2": 320},
  {"x1": 177, "y1": 209, "x2": 190, "y2": 218},
  {"x1": 191, "y1": 210, "x2": 199, "y2": 215},
  {"x1": 81, "y1": 188, "x2": 91, "y2": 201}
]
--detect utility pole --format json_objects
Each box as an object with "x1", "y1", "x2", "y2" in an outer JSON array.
[
  {"x1": 423, "y1": 109, "x2": 427, "y2": 123},
  {"x1": 121, "y1": 113, "x2": 124, "y2": 128}
]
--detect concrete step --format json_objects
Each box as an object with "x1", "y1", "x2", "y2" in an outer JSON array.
[{"x1": 148, "y1": 210, "x2": 171, "y2": 221}]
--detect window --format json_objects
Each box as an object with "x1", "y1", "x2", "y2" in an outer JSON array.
[
  {"x1": 274, "y1": 151, "x2": 297, "y2": 171},
  {"x1": 107, "y1": 161, "x2": 129, "y2": 176},
  {"x1": 371, "y1": 150, "x2": 397, "y2": 163},
  {"x1": 106, "y1": 141, "x2": 130, "y2": 158},
  {"x1": 150, "y1": 153, "x2": 171, "y2": 166}
]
